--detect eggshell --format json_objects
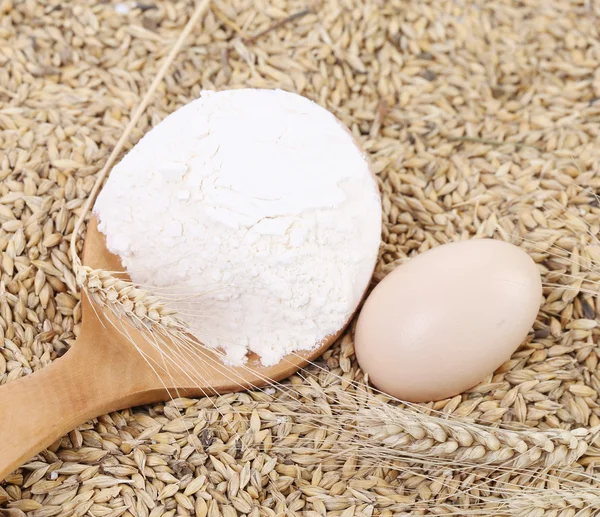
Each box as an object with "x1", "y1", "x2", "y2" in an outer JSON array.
[{"x1": 354, "y1": 239, "x2": 542, "y2": 403}]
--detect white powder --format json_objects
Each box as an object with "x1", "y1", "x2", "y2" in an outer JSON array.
[
  {"x1": 94, "y1": 89, "x2": 381, "y2": 366},
  {"x1": 114, "y1": 3, "x2": 130, "y2": 14}
]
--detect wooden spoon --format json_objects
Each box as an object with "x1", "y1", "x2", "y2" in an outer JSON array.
[{"x1": 0, "y1": 216, "x2": 351, "y2": 481}]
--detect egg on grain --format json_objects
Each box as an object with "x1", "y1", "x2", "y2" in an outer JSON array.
[{"x1": 354, "y1": 239, "x2": 543, "y2": 403}]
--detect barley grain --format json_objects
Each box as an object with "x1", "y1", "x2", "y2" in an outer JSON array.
[{"x1": 4, "y1": 0, "x2": 600, "y2": 515}]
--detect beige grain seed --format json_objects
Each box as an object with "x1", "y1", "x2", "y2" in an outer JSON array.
[{"x1": 4, "y1": 1, "x2": 600, "y2": 516}]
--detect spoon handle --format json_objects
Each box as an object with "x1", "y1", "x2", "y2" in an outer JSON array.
[{"x1": 0, "y1": 346, "x2": 94, "y2": 481}]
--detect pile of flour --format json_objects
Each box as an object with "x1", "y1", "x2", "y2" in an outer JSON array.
[{"x1": 94, "y1": 89, "x2": 381, "y2": 366}]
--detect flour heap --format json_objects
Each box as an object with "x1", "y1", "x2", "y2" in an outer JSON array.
[{"x1": 94, "y1": 89, "x2": 382, "y2": 366}]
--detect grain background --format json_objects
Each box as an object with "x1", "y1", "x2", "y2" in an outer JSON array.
[{"x1": 2, "y1": 0, "x2": 600, "y2": 515}]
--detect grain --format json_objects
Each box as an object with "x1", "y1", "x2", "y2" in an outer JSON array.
[{"x1": 3, "y1": 0, "x2": 600, "y2": 515}]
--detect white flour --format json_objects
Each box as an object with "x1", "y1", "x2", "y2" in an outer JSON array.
[{"x1": 94, "y1": 89, "x2": 381, "y2": 366}]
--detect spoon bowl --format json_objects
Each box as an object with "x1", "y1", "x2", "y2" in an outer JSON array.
[{"x1": 0, "y1": 217, "x2": 347, "y2": 481}]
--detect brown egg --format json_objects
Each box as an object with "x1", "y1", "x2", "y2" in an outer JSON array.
[{"x1": 354, "y1": 239, "x2": 542, "y2": 403}]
